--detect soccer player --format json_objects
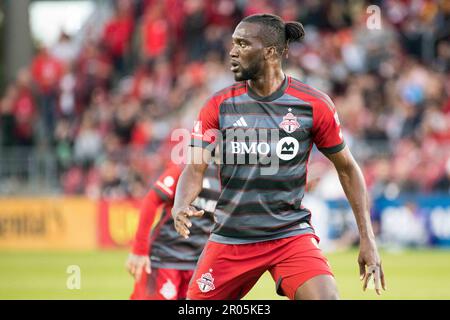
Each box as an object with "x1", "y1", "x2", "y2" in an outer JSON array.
[
  {"x1": 126, "y1": 161, "x2": 219, "y2": 299},
  {"x1": 172, "y1": 14, "x2": 386, "y2": 300}
]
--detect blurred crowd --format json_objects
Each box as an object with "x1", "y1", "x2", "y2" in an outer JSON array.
[{"x1": 0, "y1": 0, "x2": 449, "y2": 200}]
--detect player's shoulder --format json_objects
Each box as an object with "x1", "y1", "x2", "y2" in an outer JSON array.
[
  {"x1": 161, "y1": 160, "x2": 184, "y2": 177},
  {"x1": 154, "y1": 161, "x2": 183, "y2": 194},
  {"x1": 288, "y1": 76, "x2": 332, "y2": 100},
  {"x1": 287, "y1": 76, "x2": 335, "y2": 112},
  {"x1": 211, "y1": 81, "x2": 247, "y2": 103}
]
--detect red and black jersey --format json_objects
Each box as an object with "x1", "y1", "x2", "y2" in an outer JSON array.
[
  {"x1": 133, "y1": 162, "x2": 219, "y2": 269},
  {"x1": 189, "y1": 76, "x2": 345, "y2": 244}
]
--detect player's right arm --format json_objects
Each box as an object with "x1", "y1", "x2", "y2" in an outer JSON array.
[
  {"x1": 126, "y1": 164, "x2": 182, "y2": 281},
  {"x1": 171, "y1": 148, "x2": 209, "y2": 239},
  {"x1": 172, "y1": 96, "x2": 220, "y2": 238},
  {"x1": 126, "y1": 189, "x2": 162, "y2": 282}
]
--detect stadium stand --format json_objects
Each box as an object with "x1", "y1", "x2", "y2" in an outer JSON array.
[{"x1": 0, "y1": 0, "x2": 449, "y2": 201}]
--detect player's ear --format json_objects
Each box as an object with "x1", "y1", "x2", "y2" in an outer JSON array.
[{"x1": 264, "y1": 46, "x2": 277, "y2": 60}]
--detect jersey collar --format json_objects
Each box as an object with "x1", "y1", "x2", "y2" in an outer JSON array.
[{"x1": 246, "y1": 75, "x2": 288, "y2": 102}]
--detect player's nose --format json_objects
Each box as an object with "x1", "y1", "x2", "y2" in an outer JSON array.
[{"x1": 229, "y1": 45, "x2": 238, "y2": 58}]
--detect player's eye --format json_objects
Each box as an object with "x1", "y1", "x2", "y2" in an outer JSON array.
[{"x1": 240, "y1": 42, "x2": 247, "y2": 48}]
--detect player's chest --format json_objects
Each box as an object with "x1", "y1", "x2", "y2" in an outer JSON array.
[{"x1": 218, "y1": 101, "x2": 313, "y2": 141}]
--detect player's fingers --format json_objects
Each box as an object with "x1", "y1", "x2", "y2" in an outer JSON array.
[
  {"x1": 135, "y1": 264, "x2": 143, "y2": 282},
  {"x1": 380, "y1": 264, "x2": 386, "y2": 291},
  {"x1": 362, "y1": 271, "x2": 372, "y2": 291},
  {"x1": 175, "y1": 224, "x2": 189, "y2": 238},
  {"x1": 175, "y1": 221, "x2": 191, "y2": 238},
  {"x1": 176, "y1": 214, "x2": 192, "y2": 228},
  {"x1": 363, "y1": 265, "x2": 377, "y2": 292},
  {"x1": 175, "y1": 219, "x2": 191, "y2": 239},
  {"x1": 358, "y1": 262, "x2": 366, "y2": 281},
  {"x1": 188, "y1": 209, "x2": 204, "y2": 218},
  {"x1": 181, "y1": 226, "x2": 191, "y2": 238},
  {"x1": 145, "y1": 259, "x2": 151, "y2": 275},
  {"x1": 125, "y1": 261, "x2": 132, "y2": 274},
  {"x1": 125, "y1": 258, "x2": 133, "y2": 273},
  {"x1": 372, "y1": 267, "x2": 382, "y2": 295},
  {"x1": 129, "y1": 264, "x2": 136, "y2": 277}
]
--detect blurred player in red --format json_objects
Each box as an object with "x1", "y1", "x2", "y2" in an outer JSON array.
[{"x1": 126, "y1": 161, "x2": 219, "y2": 300}]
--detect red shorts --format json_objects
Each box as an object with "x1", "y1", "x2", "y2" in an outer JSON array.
[
  {"x1": 187, "y1": 233, "x2": 333, "y2": 300},
  {"x1": 130, "y1": 268, "x2": 194, "y2": 300}
]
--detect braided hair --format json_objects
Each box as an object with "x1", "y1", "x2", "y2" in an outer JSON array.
[{"x1": 242, "y1": 13, "x2": 305, "y2": 57}]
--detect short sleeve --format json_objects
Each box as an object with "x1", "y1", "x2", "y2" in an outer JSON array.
[
  {"x1": 312, "y1": 96, "x2": 345, "y2": 154},
  {"x1": 190, "y1": 96, "x2": 220, "y2": 149},
  {"x1": 152, "y1": 163, "x2": 183, "y2": 202}
]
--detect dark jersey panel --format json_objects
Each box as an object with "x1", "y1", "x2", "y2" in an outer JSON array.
[
  {"x1": 208, "y1": 76, "x2": 343, "y2": 244},
  {"x1": 150, "y1": 164, "x2": 219, "y2": 269}
]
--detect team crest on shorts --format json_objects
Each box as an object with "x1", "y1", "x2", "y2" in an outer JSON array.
[
  {"x1": 159, "y1": 279, "x2": 177, "y2": 300},
  {"x1": 279, "y1": 109, "x2": 300, "y2": 133},
  {"x1": 197, "y1": 272, "x2": 215, "y2": 293}
]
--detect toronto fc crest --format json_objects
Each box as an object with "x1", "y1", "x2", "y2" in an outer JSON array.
[
  {"x1": 196, "y1": 271, "x2": 215, "y2": 293},
  {"x1": 279, "y1": 108, "x2": 300, "y2": 133}
]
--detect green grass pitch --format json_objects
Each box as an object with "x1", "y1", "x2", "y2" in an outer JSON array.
[{"x1": 1, "y1": 249, "x2": 449, "y2": 299}]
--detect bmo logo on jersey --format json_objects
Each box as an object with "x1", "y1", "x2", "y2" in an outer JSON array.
[
  {"x1": 276, "y1": 137, "x2": 299, "y2": 161},
  {"x1": 230, "y1": 141, "x2": 271, "y2": 155}
]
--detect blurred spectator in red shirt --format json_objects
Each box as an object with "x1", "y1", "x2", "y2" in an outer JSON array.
[
  {"x1": 13, "y1": 68, "x2": 37, "y2": 146},
  {"x1": 140, "y1": 2, "x2": 169, "y2": 63},
  {"x1": 102, "y1": 0, "x2": 134, "y2": 75},
  {"x1": 31, "y1": 47, "x2": 64, "y2": 95},
  {"x1": 31, "y1": 46, "x2": 64, "y2": 137}
]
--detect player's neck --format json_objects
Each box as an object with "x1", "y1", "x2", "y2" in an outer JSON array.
[{"x1": 248, "y1": 69, "x2": 285, "y2": 98}]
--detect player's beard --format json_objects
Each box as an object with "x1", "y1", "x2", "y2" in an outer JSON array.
[{"x1": 233, "y1": 59, "x2": 263, "y2": 81}]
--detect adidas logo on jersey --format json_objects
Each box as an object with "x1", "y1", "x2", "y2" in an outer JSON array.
[{"x1": 232, "y1": 117, "x2": 248, "y2": 127}]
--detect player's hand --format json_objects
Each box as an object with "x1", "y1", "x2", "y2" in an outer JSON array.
[
  {"x1": 171, "y1": 206, "x2": 204, "y2": 239},
  {"x1": 358, "y1": 237, "x2": 386, "y2": 295},
  {"x1": 126, "y1": 253, "x2": 151, "y2": 282}
]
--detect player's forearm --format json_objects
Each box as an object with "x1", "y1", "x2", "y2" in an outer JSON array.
[
  {"x1": 132, "y1": 190, "x2": 163, "y2": 255},
  {"x1": 337, "y1": 161, "x2": 375, "y2": 241},
  {"x1": 172, "y1": 164, "x2": 206, "y2": 214}
]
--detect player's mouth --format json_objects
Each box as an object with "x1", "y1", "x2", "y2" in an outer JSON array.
[{"x1": 230, "y1": 60, "x2": 240, "y2": 72}]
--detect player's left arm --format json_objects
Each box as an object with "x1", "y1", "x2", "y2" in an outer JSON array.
[
  {"x1": 312, "y1": 94, "x2": 386, "y2": 294},
  {"x1": 324, "y1": 146, "x2": 386, "y2": 295}
]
